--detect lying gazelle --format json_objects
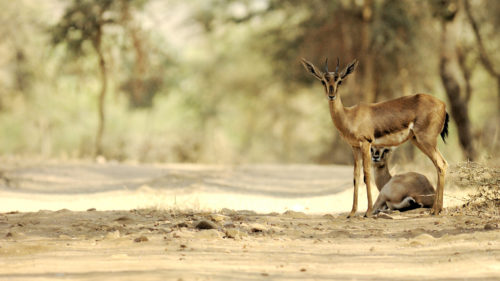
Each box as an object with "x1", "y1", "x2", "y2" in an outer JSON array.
[
  {"x1": 301, "y1": 57, "x2": 449, "y2": 217},
  {"x1": 371, "y1": 147, "x2": 435, "y2": 214}
]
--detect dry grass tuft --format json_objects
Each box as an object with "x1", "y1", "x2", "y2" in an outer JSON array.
[{"x1": 449, "y1": 162, "x2": 499, "y2": 216}]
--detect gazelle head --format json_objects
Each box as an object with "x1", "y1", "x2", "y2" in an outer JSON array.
[
  {"x1": 370, "y1": 147, "x2": 393, "y2": 164},
  {"x1": 301, "y1": 58, "x2": 358, "y2": 101}
]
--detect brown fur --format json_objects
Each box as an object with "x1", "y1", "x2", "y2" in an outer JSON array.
[
  {"x1": 301, "y1": 58, "x2": 448, "y2": 217},
  {"x1": 371, "y1": 147, "x2": 435, "y2": 214}
]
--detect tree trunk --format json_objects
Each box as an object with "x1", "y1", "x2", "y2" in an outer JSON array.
[
  {"x1": 360, "y1": 0, "x2": 376, "y2": 103},
  {"x1": 464, "y1": 0, "x2": 500, "y2": 113},
  {"x1": 439, "y1": 22, "x2": 477, "y2": 161},
  {"x1": 94, "y1": 28, "x2": 107, "y2": 157},
  {"x1": 497, "y1": 77, "x2": 500, "y2": 113}
]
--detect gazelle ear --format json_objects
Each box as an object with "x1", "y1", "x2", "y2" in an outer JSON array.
[
  {"x1": 301, "y1": 58, "x2": 323, "y2": 81},
  {"x1": 340, "y1": 59, "x2": 359, "y2": 79}
]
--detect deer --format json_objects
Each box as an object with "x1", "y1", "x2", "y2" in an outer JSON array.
[
  {"x1": 301, "y1": 57, "x2": 449, "y2": 217},
  {"x1": 370, "y1": 147, "x2": 435, "y2": 214}
]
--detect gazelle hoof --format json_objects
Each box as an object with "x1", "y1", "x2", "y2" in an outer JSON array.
[{"x1": 430, "y1": 208, "x2": 441, "y2": 215}]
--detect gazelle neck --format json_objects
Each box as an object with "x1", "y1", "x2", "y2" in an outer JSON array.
[
  {"x1": 373, "y1": 161, "x2": 392, "y2": 191},
  {"x1": 328, "y1": 96, "x2": 346, "y2": 131}
]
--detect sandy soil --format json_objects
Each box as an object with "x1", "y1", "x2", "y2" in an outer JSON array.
[{"x1": 0, "y1": 161, "x2": 499, "y2": 280}]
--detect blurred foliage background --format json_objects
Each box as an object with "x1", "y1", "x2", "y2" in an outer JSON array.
[{"x1": 0, "y1": 0, "x2": 498, "y2": 164}]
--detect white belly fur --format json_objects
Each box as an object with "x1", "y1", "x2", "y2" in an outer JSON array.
[{"x1": 373, "y1": 122, "x2": 413, "y2": 146}]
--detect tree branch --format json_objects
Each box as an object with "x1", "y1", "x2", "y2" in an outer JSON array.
[{"x1": 463, "y1": 0, "x2": 499, "y2": 77}]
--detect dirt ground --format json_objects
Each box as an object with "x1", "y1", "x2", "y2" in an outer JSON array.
[{"x1": 0, "y1": 160, "x2": 499, "y2": 280}]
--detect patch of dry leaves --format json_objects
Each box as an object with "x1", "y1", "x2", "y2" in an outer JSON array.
[{"x1": 449, "y1": 161, "x2": 499, "y2": 216}]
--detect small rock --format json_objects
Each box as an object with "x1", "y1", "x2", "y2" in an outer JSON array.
[
  {"x1": 210, "y1": 214, "x2": 229, "y2": 222},
  {"x1": 87, "y1": 208, "x2": 96, "y2": 212},
  {"x1": 225, "y1": 229, "x2": 246, "y2": 240},
  {"x1": 115, "y1": 216, "x2": 133, "y2": 222},
  {"x1": 249, "y1": 223, "x2": 268, "y2": 232},
  {"x1": 195, "y1": 220, "x2": 217, "y2": 230},
  {"x1": 175, "y1": 222, "x2": 189, "y2": 228},
  {"x1": 134, "y1": 236, "x2": 149, "y2": 242},
  {"x1": 408, "y1": 241, "x2": 423, "y2": 247},
  {"x1": 300, "y1": 268, "x2": 307, "y2": 272},
  {"x1": 283, "y1": 210, "x2": 308, "y2": 218},
  {"x1": 484, "y1": 223, "x2": 496, "y2": 230}
]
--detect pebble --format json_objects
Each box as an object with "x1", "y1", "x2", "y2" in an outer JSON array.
[
  {"x1": 484, "y1": 223, "x2": 496, "y2": 230},
  {"x1": 195, "y1": 220, "x2": 217, "y2": 230},
  {"x1": 175, "y1": 222, "x2": 189, "y2": 228},
  {"x1": 249, "y1": 223, "x2": 268, "y2": 232},
  {"x1": 225, "y1": 229, "x2": 246, "y2": 240},
  {"x1": 210, "y1": 214, "x2": 229, "y2": 222},
  {"x1": 134, "y1": 236, "x2": 149, "y2": 242},
  {"x1": 282, "y1": 210, "x2": 308, "y2": 218}
]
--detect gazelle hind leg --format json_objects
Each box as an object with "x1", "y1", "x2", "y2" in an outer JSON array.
[
  {"x1": 411, "y1": 138, "x2": 448, "y2": 215},
  {"x1": 372, "y1": 194, "x2": 388, "y2": 215},
  {"x1": 388, "y1": 197, "x2": 420, "y2": 210}
]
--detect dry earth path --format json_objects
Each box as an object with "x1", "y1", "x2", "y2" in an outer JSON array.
[{"x1": 0, "y1": 161, "x2": 498, "y2": 280}]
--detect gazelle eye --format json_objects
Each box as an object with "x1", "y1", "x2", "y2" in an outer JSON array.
[
  {"x1": 321, "y1": 81, "x2": 325, "y2": 85},
  {"x1": 338, "y1": 80, "x2": 342, "y2": 85}
]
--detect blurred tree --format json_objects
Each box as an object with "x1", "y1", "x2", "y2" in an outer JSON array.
[
  {"x1": 51, "y1": 0, "x2": 147, "y2": 155},
  {"x1": 120, "y1": 0, "x2": 164, "y2": 108},
  {"x1": 1, "y1": 0, "x2": 497, "y2": 163},
  {"x1": 433, "y1": 0, "x2": 477, "y2": 160},
  {"x1": 463, "y1": 0, "x2": 500, "y2": 113}
]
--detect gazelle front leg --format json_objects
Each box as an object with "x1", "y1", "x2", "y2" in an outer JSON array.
[
  {"x1": 348, "y1": 147, "x2": 363, "y2": 218},
  {"x1": 361, "y1": 142, "x2": 374, "y2": 217}
]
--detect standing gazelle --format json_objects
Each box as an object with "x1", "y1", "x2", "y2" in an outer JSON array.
[{"x1": 301, "y1": 57, "x2": 449, "y2": 217}]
